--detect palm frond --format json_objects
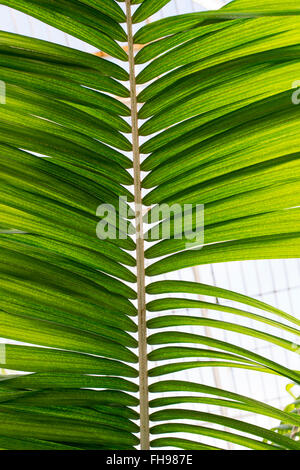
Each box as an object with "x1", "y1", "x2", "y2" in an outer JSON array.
[{"x1": 0, "y1": 0, "x2": 299, "y2": 451}]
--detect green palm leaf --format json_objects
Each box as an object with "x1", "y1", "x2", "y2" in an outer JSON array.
[{"x1": 0, "y1": 0, "x2": 299, "y2": 451}]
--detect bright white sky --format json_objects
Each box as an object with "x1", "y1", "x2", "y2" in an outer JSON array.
[{"x1": 194, "y1": 0, "x2": 231, "y2": 9}]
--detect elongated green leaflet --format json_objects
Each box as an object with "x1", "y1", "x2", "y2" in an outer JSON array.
[
  {"x1": 148, "y1": 332, "x2": 300, "y2": 383},
  {"x1": 147, "y1": 298, "x2": 300, "y2": 336},
  {"x1": 0, "y1": 344, "x2": 138, "y2": 377},
  {"x1": 0, "y1": 31, "x2": 128, "y2": 79},
  {"x1": 150, "y1": 409, "x2": 300, "y2": 450},
  {"x1": 151, "y1": 437, "x2": 222, "y2": 450},
  {"x1": 0, "y1": 373, "x2": 138, "y2": 393},
  {"x1": 149, "y1": 361, "x2": 275, "y2": 378},
  {"x1": 151, "y1": 426, "x2": 281, "y2": 451},
  {"x1": 146, "y1": 234, "x2": 300, "y2": 276},
  {"x1": 0, "y1": 406, "x2": 139, "y2": 447},
  {"x1": 132, "y1": 0, "x2": 172, "y2": 23},
  {"x1": 2, "y1": 0, "x2": 128, "y2": 60},
  {"x1": 146, "y1": 280, "x2": 300, "y2": 326},
  {"x1": 0, "y1": 435, "x2": 82, "y2": 450}
]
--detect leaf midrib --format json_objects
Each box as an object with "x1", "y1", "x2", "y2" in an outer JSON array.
[{"x1": 125, "y1": 0, "x2": 150, "y2": 450}]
